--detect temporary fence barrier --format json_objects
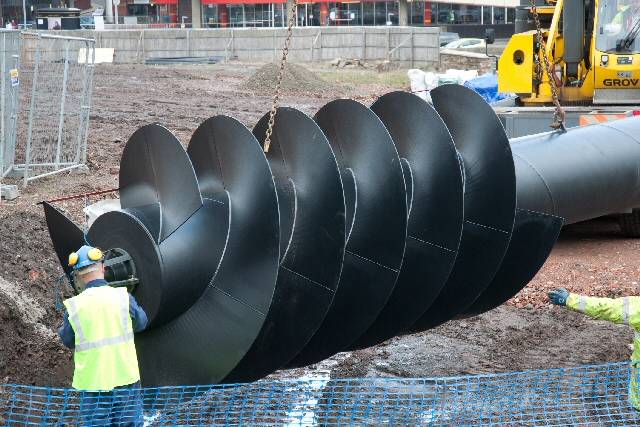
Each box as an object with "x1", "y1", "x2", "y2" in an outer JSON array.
[
  {"x1": 0, "y1": 29, "x2": 20, "y2": 178},
  {"x1": 3, "y1": 31, "x2": 95, "y2": 187},
  {"x1": 1, "y1": 361, "x2": 639, "y2": 426}
]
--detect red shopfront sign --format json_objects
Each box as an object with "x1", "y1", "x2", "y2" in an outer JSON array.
[
  {"x1": 201, "y1": 0, "x2": 285, "y2": 4},
  {"x1": 152, "y1": 0, "x2": 178, "y2": 4},
  {"x1": 201, "y1": 0, "x2": 351, "y2": 3}
]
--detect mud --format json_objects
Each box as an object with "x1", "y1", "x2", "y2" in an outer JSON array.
[{"x1": 0, "y1": 63, "x2": 638, "y2": 387}]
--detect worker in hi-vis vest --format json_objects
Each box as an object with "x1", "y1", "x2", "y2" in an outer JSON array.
[
  {"x1": 548, "y1": 288, "x2": 640, "y2": 410},
  {"x1": 58, "y1": 245, "x2": 148, "y2": 426}
]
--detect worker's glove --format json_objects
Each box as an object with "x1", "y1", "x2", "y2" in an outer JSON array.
[{"x1": 548, "y1": 288, "x2": 570, "y2": 306}]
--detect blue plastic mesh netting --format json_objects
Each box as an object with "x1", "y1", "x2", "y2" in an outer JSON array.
[{"x1": 1, "y1": 361, "x2": 638, "y2": 426}]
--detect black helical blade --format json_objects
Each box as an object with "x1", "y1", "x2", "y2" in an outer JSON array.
[
  {"x1": 224, "y1": 108, "x2": 346, "y2": 383},
  {"x1": 88, "y1": 210, "x2": 163, "y2": 319},
  {"x1": 411, "y1": 85, "x2": 516, "y2": 331},
  {"x1": 89, "y1": 198, "x2": 228, "y2": 328},
  {"x1": 289, "y1": 99, "x2": 407, "y2": 368},
  {"x1": 119, "y1": 124, "x2": 202, "y2": 244},
  {"x1": 43, "y1": 202, "x2": 85, "y2": 277},
  {"x1": 96, "y1": 126, "x2": 224, "y2": 328},
  {"x1": 351, "y1": 92, "x2": 463, "y2": 349},
  {"x1": 462, "y1": 208, "x2": 563, "y2": 316},
  {"x1": 131, "y1": 116, "x2": 280, "y2": 386}
]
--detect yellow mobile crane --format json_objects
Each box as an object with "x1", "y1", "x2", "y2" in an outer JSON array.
[{"x1": 499, "y1": 0, "x2": 640, "y2": 104}]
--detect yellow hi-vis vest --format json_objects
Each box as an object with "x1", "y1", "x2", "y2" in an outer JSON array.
[
  {"x1": 567, "y1": 293, "x2": 640, "y2": 410},
  {"x1": 63, "y1": 286, "x2": 140, "y2": 391}
]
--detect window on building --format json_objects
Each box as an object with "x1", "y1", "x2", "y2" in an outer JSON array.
[
  {"x1": 507, "y1": 7, "x2": 515, "y2": 23},
  {"x1": 435, "y1": 3, "x2": 455, "y2": 24},
  {"x1": 202, "y1": 4, "x2": 218, "y2": 27},
  {"x1": 493, "y1": 6, "x2": 505, "y2": 24},
  {"x1": 459, "y1": 5, "x2": 480, "y2": 24},
  {"x1": 437, "y1": 4, "x2": 480, "y2": 24},
  {"x1": 345, "y1": 2, "x2": 362, "y2": 26},
  {"x1": 227, "y1": 4, "x2": 243, "y2": 26},
  {"x1": 243, "y1": 4, "x2": 269, "y2": 26},
  {"x1": 308, "y1": 3, "x2": 320, "y2": 26},
  {"x1": 362, "y1": 1, "x2": 374, "y2": 25},
  {"x1": 482, "y1": 5, "x2": 492, "y2": 24},
  {"x1": 385, "y1": 1, "x2": 398, "y2": 25},
  {"x1": 410, "y1": 0, "x2": 424, "y2": 25},
  {"x1": 127, "y1": 4, "x2": 152, "y2": 24},
  {"x1": 374, "y1": 1, "x2": 386, "y2": 24}
]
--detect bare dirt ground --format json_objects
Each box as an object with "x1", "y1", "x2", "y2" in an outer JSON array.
[{"x1": 0, "y1": 63, "x2": 638, "y2": 387}]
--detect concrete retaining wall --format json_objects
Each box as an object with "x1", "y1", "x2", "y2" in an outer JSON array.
[{"x1": 36, "y1": 27, "x2": 440, "y2": 66}]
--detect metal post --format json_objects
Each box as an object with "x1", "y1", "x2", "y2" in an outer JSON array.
[
  {"x1": 1, "y1": 33, "x2": 6, "y2": 176},
  {"x1": 24, "y1": 36, "x2": 41, "y2": 187},
  {"x1": 386, "y1": 28, "x2": 390, "y2": 60},
  {"x1": 410, "y1": 27, "x2": 414, "y2": 68},
  {"x1": 7, "y1": 52, "x2": 19, "y2": 175},
  {"x1": 81, "y1": 44, "x2": 96, "y2": 166},
  {"x1": 231, "y1": 28, "x2": 235, "y2": 57},
  {"x1": 55, "y1": 40, "x2": 71, "y2": 171},
  {"x1": 75, "y1": 41, "x2": 90, "y2": 164},
  {"x1": 22, "y1": 0, "x2": 27, "y2": 29},
  {"x1": 361, "y1": 27, "x2": 366, "y2": 61}
]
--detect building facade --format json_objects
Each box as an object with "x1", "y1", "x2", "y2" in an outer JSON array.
[
  {"x1": 115, "y1": 0, "x2": 517, "y2": 35},
  {"x1": 1, "y1": 0, "x2": 517, "y2": 35}
]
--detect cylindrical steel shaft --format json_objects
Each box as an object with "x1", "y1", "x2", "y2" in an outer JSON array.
[{"x1": 513, "y1": 118, "x2": 640, "y2": 224}]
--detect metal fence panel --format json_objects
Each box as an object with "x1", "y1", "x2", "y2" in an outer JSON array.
[
  {"x1": 0, "y1": 29, "x2": 20, "y2": 178},
  {"x1": 11, "y1": 32, "x2": 95, "y2": 186}
]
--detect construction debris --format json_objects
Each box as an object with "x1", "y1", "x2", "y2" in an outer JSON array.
[
  {"x1": 329, "y1": 58, "x2": 365, "y2": 69},
  {"x1": 1, "y1": 185, "x2": 18, "y2": 201},
  {"x1": 145, "y1": 56, "x2": 222, "y2": 65}
]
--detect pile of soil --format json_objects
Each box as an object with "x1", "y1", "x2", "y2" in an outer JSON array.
[
  {"x1": 0, "y1": 210, "x2": 73, "y2": 386},
  {"x1": 0, "y1": 292, "x2": 72, "y2": 386},
  {"x1": 243, "y1": 63, "x2": 334, "y2": 95}
]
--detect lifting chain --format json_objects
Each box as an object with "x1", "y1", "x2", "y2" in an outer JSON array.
[
  {"x1": 263, "y1": 0, "x2": 299, "y2": 153},
  {"x1": 530, "y1": 0, "x2": 567, "y2": 132}
]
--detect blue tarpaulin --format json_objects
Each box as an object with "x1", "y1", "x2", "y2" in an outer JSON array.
[{"x1": 464, "y1": 74, "x2": 512, "y2": 105}]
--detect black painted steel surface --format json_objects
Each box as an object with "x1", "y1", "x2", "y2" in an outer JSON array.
[
  {"x1": 43, "y1": 85, "x2": 640, "y2": 386},
  {"x1": 512, "y1": 118, "x2": 640, "y2": 224},
  {"x1": 289, "y1": 99, "x2": 408, "y2": 367},
  {"x1": 43, "y1": 202, "x2": 85, "y2": 277},
  {"x1": 134, "y1": 117, "x2": 280, "y2": 386},
  {"x1": 119, "y1": 124, "x2": 202, "y2": 244},
  {"x1": 224, "y1": 108, "x2": 346, "y2": 383},
  {"x1": 411, "y1": 85, "x2": 517, "y2": 331},
  {"x1": 462, "y1": 209, "x2": 563, "y2": 316},
  {"x1": 351, "y1": 92, "x2": 463, "y2": 349},
  {"x1": 105, "y1": 124, "x2": 220, "y2": 328}
]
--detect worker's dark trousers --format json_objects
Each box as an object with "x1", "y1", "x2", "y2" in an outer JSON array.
[{"x1": 79, "y1": 382, "x2": 143, "y2": 426}]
